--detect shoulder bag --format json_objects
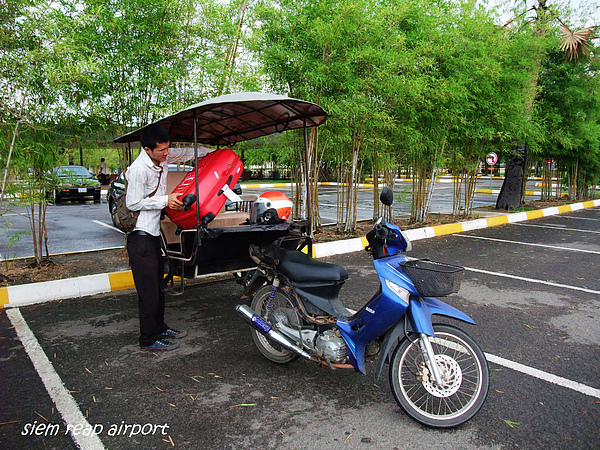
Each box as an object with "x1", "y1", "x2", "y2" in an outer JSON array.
[{"x1": 114, "y1": 168, "x2": 162, "y2": 233}]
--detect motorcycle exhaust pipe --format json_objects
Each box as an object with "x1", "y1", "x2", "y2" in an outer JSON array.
[{"x1": 235, "y1": 304, "x2": 311, "y2": 360}]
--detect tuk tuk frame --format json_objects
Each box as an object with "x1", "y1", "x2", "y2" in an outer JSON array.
[{"x1": 113, "y1": 92, "x2": 328, "y2": 286}]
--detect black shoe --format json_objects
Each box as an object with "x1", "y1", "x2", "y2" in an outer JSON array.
[
  {"x1": 160, "y1": 328, "x2": 187, "y2": 339},
  {"x1": 140, "y1": 339, "x2": 180, "y2": 351}
]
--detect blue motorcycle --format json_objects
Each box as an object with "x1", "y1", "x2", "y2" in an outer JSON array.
[{"x1": 236, "y1": 187, "x2": 489, "y2": 428}]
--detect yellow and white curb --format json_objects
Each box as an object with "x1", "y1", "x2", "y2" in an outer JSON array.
[
  {"x1": 1, "y1": 271, "x2": 134, "y2": 309},
  {"x1": 2, "y1": 199, "x2": 599, "y2": 308}
]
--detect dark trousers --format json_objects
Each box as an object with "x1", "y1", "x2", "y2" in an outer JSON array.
[{"x1": 127, "y1": 233, "x2": 167, "y2": 346}]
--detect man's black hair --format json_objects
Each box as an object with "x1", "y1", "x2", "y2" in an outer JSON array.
[{"x1": 141, "y1": 123, "x2": 170, "y2": 150}]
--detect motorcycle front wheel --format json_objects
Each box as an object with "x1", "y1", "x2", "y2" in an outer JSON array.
[
  {"x1": 250, "y1": 285, "x2": 302, "y2": 364},
  {"x1": 389, "y1": 324, "x2": 489, "y2": 428}
]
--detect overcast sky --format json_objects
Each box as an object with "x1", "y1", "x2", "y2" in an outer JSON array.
[{"x1": 484, "y1": 0, "x2": 600, "y2": 27}]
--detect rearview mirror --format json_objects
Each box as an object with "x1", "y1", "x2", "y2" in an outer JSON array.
[{"x1": 380, "y1": 186, "x2": 393, "y2": 206}]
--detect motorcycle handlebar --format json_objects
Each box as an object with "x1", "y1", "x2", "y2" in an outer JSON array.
[
  {"x1": 374, "y1": 223, "x2": 388, "y2": 240},
  {"x1": 367, "y1": 220, "x2": 410, "y2": 258},
  {"x1": 375, "y1": 222, "x2": 397, "y2": 241}
]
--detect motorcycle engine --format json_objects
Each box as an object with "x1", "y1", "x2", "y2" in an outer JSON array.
[{"x1": 315, "y1": 330, "x2": 347, "y2": 363}]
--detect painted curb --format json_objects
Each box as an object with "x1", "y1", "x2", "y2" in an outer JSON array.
[
  {"x1": 2, "y1": 199, "x2": 599, "y2": 308},
  {"x1": 312, "y1": 200, "x2": 599, "y2": 258},
  {"x1": 1, "y1": 271, "x2": 135, "y2": 309}
]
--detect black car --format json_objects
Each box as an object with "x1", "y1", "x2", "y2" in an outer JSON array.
[
  {"x1": 49, "y1": 165, "x2": 101, "y2": 203},
  {"x1": 107, "y1": 171, "x2": 126, "y2": 226},
  {"x1": 107, "y1": 164, "x2": 242, "y2": 226}
]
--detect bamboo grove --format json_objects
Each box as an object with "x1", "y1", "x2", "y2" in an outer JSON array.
[{"x1": 1, "y1": 0, "x2": 599, "y2": 255}]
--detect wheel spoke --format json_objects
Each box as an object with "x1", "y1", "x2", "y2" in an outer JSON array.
[
  {"x1": 390, "y1": 325, "x2": 489, "y2": 427},
  {"x1": 250, "y1": 286, "x2": 302, "y2": 364}
]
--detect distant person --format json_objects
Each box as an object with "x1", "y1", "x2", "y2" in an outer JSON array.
[
  {"x1": 126, "y1": 123, "x2": 213, "y2": 351},
  {"x1": 98, "y1": 158, "x2": 108, "y2": 184}
]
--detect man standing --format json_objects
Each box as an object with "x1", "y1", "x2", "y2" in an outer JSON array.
[
  {"x1": 98, "y1": 158, "x2": 108, "y2": 185},
  {"x1": 126, "y1": 123, "x2": 211, "y2": 351}
]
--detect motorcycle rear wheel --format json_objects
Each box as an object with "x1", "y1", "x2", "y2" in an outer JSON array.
[
  {"x1": 250, "y1": 285, "x2": 302, "y2": 364},
  {"x1": 389, "y1": 324, "x2": 489, "y2": 428}
]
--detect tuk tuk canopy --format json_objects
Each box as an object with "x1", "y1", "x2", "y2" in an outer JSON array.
[{"x1": 113, "y1": 92, "x2": 328, "y2": 146}]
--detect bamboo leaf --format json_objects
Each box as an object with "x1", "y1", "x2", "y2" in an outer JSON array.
[{"x1": 503, "y1": 419, "x2": 521, "y2": 428}]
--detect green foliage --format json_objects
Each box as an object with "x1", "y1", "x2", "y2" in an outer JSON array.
[
  {"x1": 534, "y1": 46, "x2": 600, "y2": 197},
  {"x1": 1, "y1": 0, "x2": 599, "y2": 251},
  {"x1": 249, "y1": 0, "x2": 600, "y2": 221},
  {"x1": 254, "y1": 0, "x2": 413, "y2": 229},
  {"x1": 1, "y1": 0, "x2": 269, "y2": 259},
  {"x1": 0, "y1": 121, "x2": 65, "y2": 263}
]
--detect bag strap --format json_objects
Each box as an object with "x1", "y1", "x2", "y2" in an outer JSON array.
[
  {"x1": 123, "y1": 165, "x2": 163, "y2": 199},
  {"x1": 147, "y1": 165, "x2": 163, "y2": 198}
]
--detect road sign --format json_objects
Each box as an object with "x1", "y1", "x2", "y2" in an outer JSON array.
[{"x1": 486, "y1": 152, "x2": 498, "y2": 166}]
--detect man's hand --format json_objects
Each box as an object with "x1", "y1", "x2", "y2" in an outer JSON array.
[{"x1": 167, "y1": 193, "x2": 184, "y2": 210}]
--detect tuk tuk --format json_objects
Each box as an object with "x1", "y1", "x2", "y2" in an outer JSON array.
[{"x1": 113, "y1": 92, "x2": 327, "y2": 291}]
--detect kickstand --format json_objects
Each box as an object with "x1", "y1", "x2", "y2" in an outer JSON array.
[{"x1": 162, "y1": 259, "x2": 185, "y2": 296}]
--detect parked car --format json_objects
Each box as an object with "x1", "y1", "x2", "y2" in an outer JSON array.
[
  {"x1": 107, "y1": 164, "x2": 242, "y2": 226},
  {"x1": 107, "y1": 172, "x2": 126, "y2": 226},
  {"x1": 48, "y1": 165, "x2": 101, "y2": 203}
]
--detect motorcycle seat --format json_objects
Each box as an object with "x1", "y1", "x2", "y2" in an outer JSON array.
[{"x1": 278, "y1": 248, "x2": 348, "y2": 282}]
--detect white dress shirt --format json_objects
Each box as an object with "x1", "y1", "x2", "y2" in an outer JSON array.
[{"x1": 126, "y1": 146, "x2": 214, "y2": 236}]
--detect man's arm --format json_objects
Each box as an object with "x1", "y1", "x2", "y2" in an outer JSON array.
[{"x1": 167, "y1": 146, "x2": 215, "y2": 164}]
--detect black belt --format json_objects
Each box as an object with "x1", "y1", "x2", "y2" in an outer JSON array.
[{"x1": 130, "y1": 230, "x2": 153, "y2": 236}]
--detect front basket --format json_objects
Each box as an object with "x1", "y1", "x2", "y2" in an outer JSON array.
[{"x1": 400, "y1": 259, "x2": 464, "y2": 297}]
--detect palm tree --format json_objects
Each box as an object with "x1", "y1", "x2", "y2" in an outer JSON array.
[{"x1": 559, "y1": 23, "x2": 597, "y2": 61}]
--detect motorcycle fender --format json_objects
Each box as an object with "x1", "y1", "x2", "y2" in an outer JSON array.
[
  {"x1": 240, "y1": 269, "x2": 267, "y2": 301},
  {"x1": 374, "y1": 297, "x2": 475, "y2": 380},
  {"x1": 409, "y1": 296, "x2": 475, "y2": 337},
  {"x1": 374, "y1": 320, "x2": 406, "y2": 381}
]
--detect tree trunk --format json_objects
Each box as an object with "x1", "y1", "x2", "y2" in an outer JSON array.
[
  {"x1": 336, "y1": 161, "x2": 344, "y2": 232},
  {"x1": 372, "y1": 153, "x2": 379, "y2": 220},
  {"x1": 496, "y1": 143, "x2": 527, "y2": 210},
  {"x1": 569, "y1": 160, "x2": 578, "y2": 200},
  {"x1": 496, "y1": 1, "x2": 552, "y2": 211}
]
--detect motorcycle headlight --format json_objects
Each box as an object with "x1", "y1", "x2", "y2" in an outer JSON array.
[{"x1": 385, "y1": 279, "x2": 410, "y2": 303}]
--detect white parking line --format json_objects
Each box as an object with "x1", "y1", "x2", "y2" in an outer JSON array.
[
  {"x1": 6, "y1": 308, "x2": 105, "y2": 450},
  {"x1": 466, "y1": 265, "x2": 600, "y2": 397},
  {"x1": 560, "y1": 215, "x2": 600, "y2": 221},
  {"x1": 485, "y1": 353, "x2": 600, "y2": 399},
  {"x1": 456, "y1": 234, "x2": 600, "y2": 255},
  {"x1": 464, "y1": 266, "x2": 600, "y2": 295},
  {"x1": 7, "y1": 304, "x2": 599, "y2": 433},
  {"x1": 93, "y1": 220, "x2": 124, "y2": 234},
  {"x1": 515, "y1": 223, "x2": 600, "y2": 234}
]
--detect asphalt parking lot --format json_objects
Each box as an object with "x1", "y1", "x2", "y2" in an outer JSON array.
[{"x1": 1, "y1": 207, "x2": 599, "y2": 449}]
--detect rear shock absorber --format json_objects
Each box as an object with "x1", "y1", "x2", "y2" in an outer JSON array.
[{"x1": 266, "y1": 278, "x2": 280, "y2": 313}]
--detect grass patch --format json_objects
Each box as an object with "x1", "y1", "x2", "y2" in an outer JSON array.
[{"x1": 508, "y1": 206, "x2": 535, "y2": 212}]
